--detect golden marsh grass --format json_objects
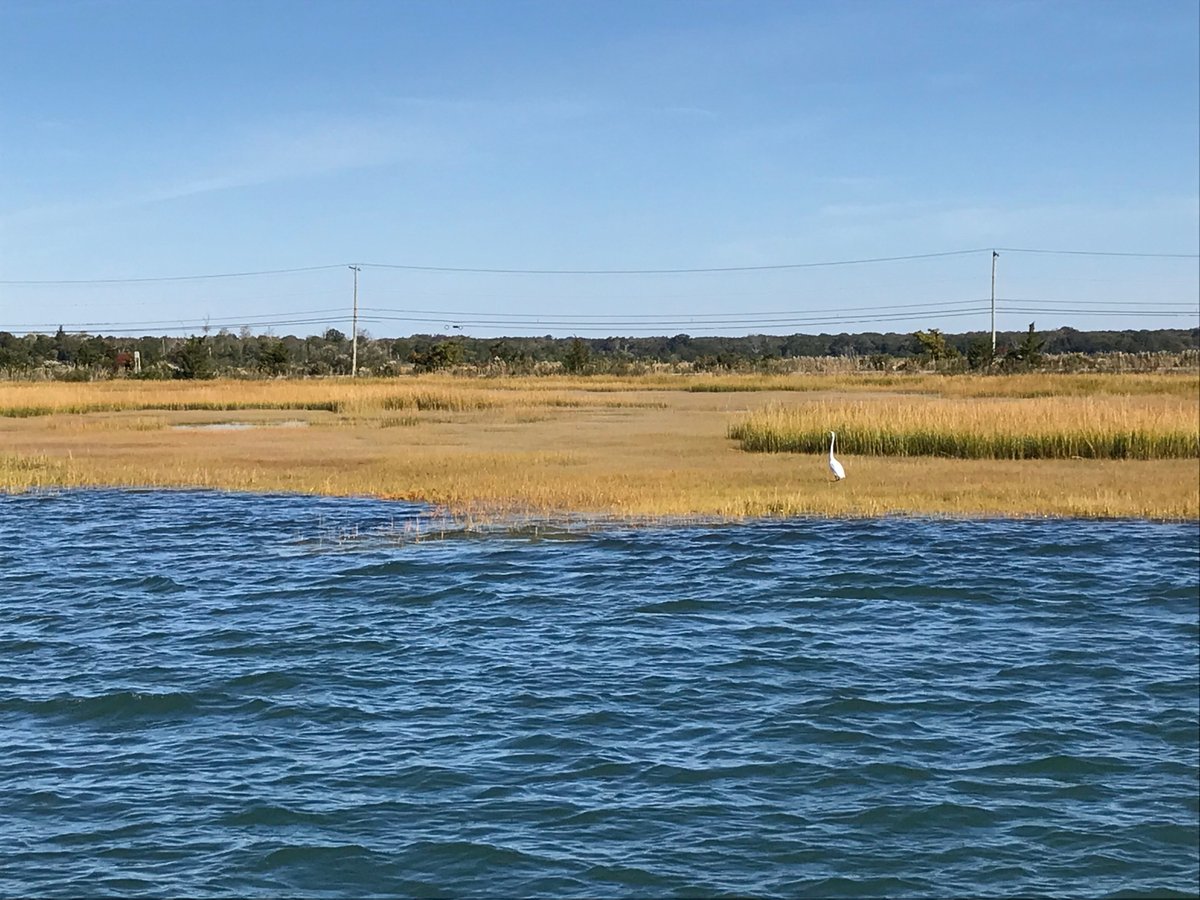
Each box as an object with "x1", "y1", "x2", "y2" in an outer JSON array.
[
  {"x1": 0, "y1": 377, "x2": 667, "y2": 418},
  {"x1": 730, "y1": 395, "x2": 1199, "y2": 460},
  {"x1": 1, "y1": 374, "x2": 1197, "y2": 520}
]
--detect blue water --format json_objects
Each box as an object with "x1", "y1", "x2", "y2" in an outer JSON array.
[{"x1": 1, "y1": 490, "x2": 1197, "y2": 898}]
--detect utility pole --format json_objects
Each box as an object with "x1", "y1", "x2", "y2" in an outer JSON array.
[
  {"x1": 990, "y1": 250, "x2": 998, "y2": 354},
  {"x1": 348, "y1": 265, "x2": 361, "y2": 377}
]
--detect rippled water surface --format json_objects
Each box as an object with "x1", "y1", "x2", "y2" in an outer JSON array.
[{"x1": 2, "y1": 490, "x2": 1197, "y2": 898}]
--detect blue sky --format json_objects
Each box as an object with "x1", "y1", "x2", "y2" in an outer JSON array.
[{"x1": 1, "y1": 0, "x2": 1197, "y2": 338}]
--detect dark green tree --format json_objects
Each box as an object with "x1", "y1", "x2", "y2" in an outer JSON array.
[
  {"x1": 53, "y1": 326, "x2": 74, "y2": 364},
  {"x1": 409, "y1": 339, "x2": 464, "y2": 373},
  {"x1": 913, "y1": 328, "x2": 959, "y2": 362},
  {"x1": 75, "y1": 335, "x2": 114, "y2": 370},
  {"x1": 563, "y1": 337, "x2": 591, "y2": 374},
  {"x1": 0, "y1": 332, "x2": 32, "y2": 376},
  {"x1": 172, "y1": 336, "x2": 216, "y2": 379},
  {"x1": 258, "y1": 338, "x2": 291, "y2": 376},
  {"x1": 1005, "y1": 322, "x2": 1046, "y2": 369},
  {"x1": 966, "y1": 338, "x2": 994, "y2": 370}
]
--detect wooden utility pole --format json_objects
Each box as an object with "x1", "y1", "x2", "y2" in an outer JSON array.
[
  {"x1": 349, "y1": 265, "x2": 361, "y2": 376},
  {"x1": 990, "y1": 251, "x2": 998, "y2": 353}
]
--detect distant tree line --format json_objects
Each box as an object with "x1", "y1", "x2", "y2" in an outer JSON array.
[{"x1": 0, "y1": 325, "x2": 1195, "y2": 379}]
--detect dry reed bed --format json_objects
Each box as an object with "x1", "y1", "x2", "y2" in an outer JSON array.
[
  {"x1": 0, "y1": 378, "x2": 664, "y2": 417},
  {"x1": 440, "y1": 371, "x2": 1199, "y2": 397},
  {"x1": 0, "y1": 453, "x2": 67, "y2": 492},
  {"x1": 689, "y1": 372, "x2": 1199, "y2": 397},
  {"x1": 0, "y1": 371, "x2": 1194, "y2": 418},
  {"x1": 730, "y1": 396, "x2": 1200, "y2": 460}
]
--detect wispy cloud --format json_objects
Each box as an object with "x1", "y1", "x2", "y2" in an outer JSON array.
[
  {"x1": 3, "y1": 93, "x2": 643, "y2": 227},
  {"x1": 141, "y1": 114, "x2": 435, "y2": 203},
  {"x1": 1, "y1": 111, "x2": 451, "y2": 225}
]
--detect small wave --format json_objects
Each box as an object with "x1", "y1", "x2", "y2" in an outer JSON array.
[
  {"x1": 841, "y1": 801, "x2": 999, "y2": 831},
  {"x1": 808, "y1": 695, "x2": 898, "y2": 716},
  {"x1": 1038, "y1": 753, "x2": 1138, "y2": 779},
  {"x1": 224, "y1": 670, "x2": 304, "y2": 693},
  {"x1": 110, "y1": 574, "x2": 189, "y2": 594},
  {"x1": 333, "y1": 559, "x2": 425, "y2": 578},
  {"x1": 972, "y1": 753, "x2": 1134, "y2": 780},
  {"x1": 857, "y1": 761, "x2": 935, "y2": 783},
  {"x1": 800, "y1": 723, "x2": 881, "y2": 746},
  {"x1": 632, "y1": 598, "x2": 726, "y2": 615},
  {"x1": 643, "y1": 761, "x2": 784, "y2": 785},
  {"x1": 0, "y1": 638, "x2": 65, "y2": 654},
  {"x1": 1, "y1": 690, "x2": 200, "y2": 722},
  {"x1": 798, "y1": 875, "x2": 935, "y2": 897},
  {"x1": 222, "y1": 804, "x2": 332, "y2": 828},
  {"x1": 397, "y1": 838, "x2": 555, "y2": 875},
  {"x1": 582, "y1": 861, "x2": 675, "y2": 889},
  {"x1": 256, "y1": 842, "x2": 388, "y2": 872},
  {"x1": 994, "y1": 661, "x2": 1128, "y2": 682}
]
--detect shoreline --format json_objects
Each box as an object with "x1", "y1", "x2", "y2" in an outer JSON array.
[{"x1": 4, "y1": 487, "x2": 1195, "y2": 528}]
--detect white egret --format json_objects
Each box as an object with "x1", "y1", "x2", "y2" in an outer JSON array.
[{"x1": 828, "y1": 431, "x2": 846, "y2": 481}]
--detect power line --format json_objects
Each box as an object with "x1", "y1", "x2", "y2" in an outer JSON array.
[
  {"x1": 0, "y1": 250, "x2": 987, "y2": 284},
  {"x1": 355, "y1": 248, "x2": 992, "y2": 275},
  {"x1": 7, "y1": 296, "x2": 1197, "y2": 336},
  {"x1": 364, "y1": 307, "x2": 991, "y2": 329},
  {"x1": 0, "y1": 264, "x2": 348, "y2": 286},
  {"x1": 8, "y1": 295, "x2": 1190, "y2": 332},
  {"x1": 359, "y1": 296, "x2": 993, "y2": 321},
  {"x1": 0, "y1": 307, "x2": 353, "y2": 330},
  {"x1": 6, "y1": 317, "x2": 349, "y2": 336},
  {"x1": 1004, "y1": 307, "x2": 1199, "y2": 317},
  {"x1": 995, "y1": 247, "x2": 1200, "y2": 259},
  {"x1": 353, "y1": 310, "x2": 995, "y2": 335},
  {"x1": 999, "y1": 297, "x2": 1198, "y2": 307},
  {"x1": 4, "y1": 307, "x2": 994, "y2": 336},
  {"x1": 2, "y1": 246, "x2": 1195, "y2": 285}
]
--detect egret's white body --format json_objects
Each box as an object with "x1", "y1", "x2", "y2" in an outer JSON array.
[{"x1": 828, "y1": 431, "x2": 846, "y2": 481}]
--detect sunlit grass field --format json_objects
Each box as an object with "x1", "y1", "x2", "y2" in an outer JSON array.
[{"x1": 2, "y1": 372, "x2": 1197, "y2": 520}]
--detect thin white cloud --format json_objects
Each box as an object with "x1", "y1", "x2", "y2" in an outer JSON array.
[
  {"x1": 1, "y1": 111, "x2": 452, "y2": 225},
  {"x1": 141, "y1": 116, "x2": 423, "y2": 203}
]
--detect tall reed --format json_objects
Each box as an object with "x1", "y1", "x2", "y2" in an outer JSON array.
[{"x1": 730, "y1": 397, "x2": 1200, "y2": 460}]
